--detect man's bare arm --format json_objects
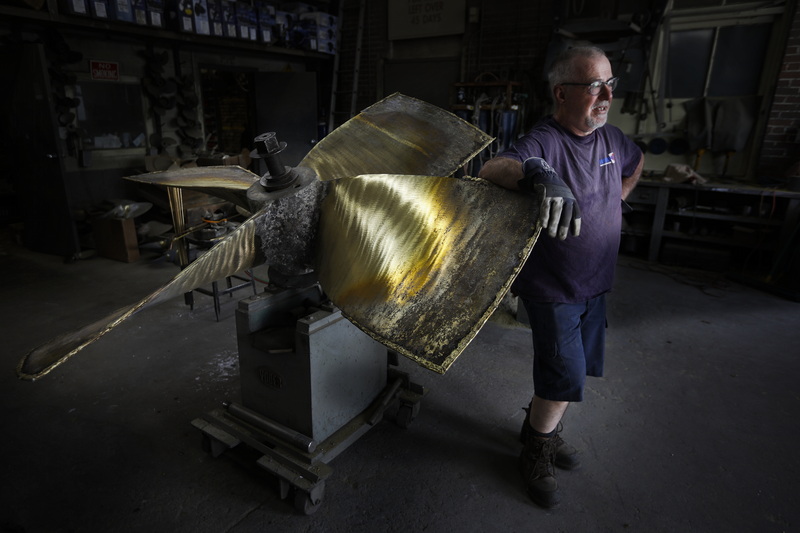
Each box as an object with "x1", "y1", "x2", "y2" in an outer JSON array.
[
  {"x1": 621, "y1": 153, "x2": 644, "y2": 200},
  {"x1": 477, "y1": 157, "x2": 524, "y2": 191}
]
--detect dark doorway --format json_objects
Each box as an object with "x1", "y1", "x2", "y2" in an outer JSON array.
[
  {"x1": 253, "y1": 71, "x2": 318, "y2": 167},
  {"x1": 199, "y1": 68, "x2": 258, "y2": 158},
  {"x1": 0, "y1": 43, "x2": 80, "y2": 258}
]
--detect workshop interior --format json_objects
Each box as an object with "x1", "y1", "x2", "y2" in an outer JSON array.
[{"x1": 1, "y1": 0, "x2": 799, "y2": 530}]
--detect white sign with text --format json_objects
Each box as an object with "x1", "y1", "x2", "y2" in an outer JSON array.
[{"x1": 388, "y1": 0, "x2": 466, "y2": 40}]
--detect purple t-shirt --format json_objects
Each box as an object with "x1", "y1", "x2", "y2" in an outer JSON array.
[{"x1": 498, "y1": 116, "x2": 640, "y2": 303}]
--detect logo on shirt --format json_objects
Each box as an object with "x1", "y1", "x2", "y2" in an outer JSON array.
[{"x1": 599, "y1": 152, "x2": 616, "y2": 167}]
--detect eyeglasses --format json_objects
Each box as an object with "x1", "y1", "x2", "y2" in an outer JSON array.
[{"x1": 560, "y1": 77, "x2": 619, "y2": 95}]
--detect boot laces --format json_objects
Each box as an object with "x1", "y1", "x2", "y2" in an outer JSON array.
[{"x1": 524, "y1": 436, "x2": 557, "y2": 479}]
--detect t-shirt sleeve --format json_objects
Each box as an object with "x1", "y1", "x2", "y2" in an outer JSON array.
[
  {"x1": 616, "y1": 130, "x2": 642, "y2": 177},
  {"x1": 497, "y1": 132, "x2": 545, "y2": 163}
]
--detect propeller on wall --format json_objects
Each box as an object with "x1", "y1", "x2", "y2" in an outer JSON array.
[{"x1": 16, "y1": 93, "x2": 543, "y2": 380}]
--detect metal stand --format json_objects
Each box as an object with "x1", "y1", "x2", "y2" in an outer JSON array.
[
  {"x1": 191, "y1": 285, "x2": 425, "y2": 514},
  {"x1": 191, "y1": 273, "x2": 256, "y2": 321}
]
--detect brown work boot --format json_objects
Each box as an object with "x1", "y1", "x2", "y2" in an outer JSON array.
[
  {"x1": 519, "y1": 435, "x2": 560, "y2": 508},
  {"x1": 520, "y1": 407, "x2": 581, "y2": 470}
]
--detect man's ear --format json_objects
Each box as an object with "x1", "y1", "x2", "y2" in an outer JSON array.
[{"x1": 553, "y1": 85, "x2": 566, "y2": 104}]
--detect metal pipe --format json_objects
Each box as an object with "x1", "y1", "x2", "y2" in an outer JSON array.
[
  {"x1": 224, "y1": 401, "x2": 317, "y2": 454},
  {"x1": 367, "y1": 377, "x2": 403, "y2": 425}
]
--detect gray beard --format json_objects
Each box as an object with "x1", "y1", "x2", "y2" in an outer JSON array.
[{"x1": 585, "y1": 101, "x2": 610, "y2": 130}]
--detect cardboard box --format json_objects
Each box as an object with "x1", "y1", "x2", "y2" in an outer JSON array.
[
  {"x1": 146, "y1": 0, "x2": 165, "y2": 26},
  {"x1": 274, "y1": 9, "x2": 293, "y2": 33},
  {"x1": 258, "y1": 17, "x2": 275, "y2": 43},
  {"x1": 92, "y1": 217, "x2": 140, "y2": 263},
  {"x1": 255, "y1": 0, "x2": 274, "y2": 17},
  {"x1": 299, "y1": 10, "x2": 335, "y2": 28},
  {"x1": 131, "y1": 0, "x2": 148, "y2": 24},
  {"x1": 315, "y1": 24, "x2": 337, "y2": 41},
  {"x1": 108, "y1": 0, "x2": 134, "y2": 21},
  {"x1": 207, "y1": 0, "x2": 225, "y2": 37},
  {"x1": 316, "y1": 36, "x2": 336, "y2": 54},
  {"x1": 193, "y1": 0, "x2": 210, "y2": 35},
  {"x1": 220, "y1": 0, "x2": 237, "y2": 37},
  {"x1": 279, "y1": 1, "x2": 313, "y2": 14},
  {"x1": 60, "y1": 0, "x2": 90, "y2": 16},
  {"x1": 89, "y1": 0, "x2": 110, "y2": 19},
  {"x1": 234, "y1": 1, "x2": 258, "y2": 40},
  {"x1": 168, "y1": 0, "x2": 195, "y2": 32},
  {"x1": 256, "y1": 1, "x2": 276, "y2": 43}
]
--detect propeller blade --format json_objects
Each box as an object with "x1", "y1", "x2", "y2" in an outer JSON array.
[
  {"x1": 299, "y1": 93, "x2": 492, "y2": 180},
  {"x1": 124, "y1": 165, "x2": 260, "y2": 211},
  {"x1": 16, "y1": 211, "x2": 266, "y2": 380},
  {"x1": 316, "y1": 174, "x2": 544, "y2": 373}
]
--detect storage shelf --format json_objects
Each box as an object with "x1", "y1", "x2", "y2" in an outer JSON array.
[
  {"x1": 627, "y1": 203, "x2": 655, "y2": 212},
  {"x1": 665, "y1": 209, "x2": 783, "y2": 226},
  {"x1": 0, "y1": 4, "x2": 331, "y2": 60},
  {"x1": 451, "y1": 104, "x2": 519, "y2": 111},
  {"x1": 660, "y1": 230, "x2": 777, "y2": 251},
  {"x1": 453, "y1": 81, "x2": 522, "y2": 88},
  {"x1": 621, "y1": 229, "x2": 651, "y2": 238},
  {"x1": 621, "y1": 179, "x2": 800, "y2": 277}
]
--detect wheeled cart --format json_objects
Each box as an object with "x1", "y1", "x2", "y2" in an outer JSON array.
[{"x1": 191, "y1": 284, "x2": 425, "y2": 514}]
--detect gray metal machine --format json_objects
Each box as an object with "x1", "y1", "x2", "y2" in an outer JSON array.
[
  {"x1": 189, "y1": 131, "x2": 426, "y2": 514},
  {"x1": 192, "y1": 283, "x2": 425, "y2": 514}
]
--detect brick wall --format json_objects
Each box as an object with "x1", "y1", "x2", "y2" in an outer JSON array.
[{"x1": 758, "y1": 1, "x2": 800, "y2": 179}]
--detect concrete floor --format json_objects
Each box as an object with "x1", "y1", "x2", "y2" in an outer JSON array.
[{"x1": 2, "y1": 235, "x2": 799, "y2": 533}]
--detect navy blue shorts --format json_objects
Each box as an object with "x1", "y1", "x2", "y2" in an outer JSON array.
[{"x1": 520, "y1": 295, "x2": 606, "y2": 402}]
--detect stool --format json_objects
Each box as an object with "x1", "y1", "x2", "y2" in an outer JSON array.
[
  {"x1": 164, "y1": 186, "x2": 257, "y2": 320},
  {"x1": 190, "y1": 272, "x2": 257, "y2": 321}
]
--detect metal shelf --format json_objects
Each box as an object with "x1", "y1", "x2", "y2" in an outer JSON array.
[
  {"x1": 664, "y1": 209, "x2": 783, "y2": 226},
  {"x1": 660, "y1": 230, "x2": 778, "y2": 251},
  {"x1": 0, "y1": 4, "x2": 331, "y2": 60},
  {"x1": 622, "y1": 179, "x2": 800, "y2": 275}
]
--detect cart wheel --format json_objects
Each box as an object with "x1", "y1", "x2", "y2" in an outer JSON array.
[
  {"x1": 278, "y1": 479, "x2": 291, "y2": 500},
  {"x1": 199, "y1": 432, "x2": 230, "y2": 458},
  {"x1": 396, "y1": 403, "x2": 417, "y2": 428},
  {"x1": 294, "y1": 490, "x2": 322, "y2": 515}
]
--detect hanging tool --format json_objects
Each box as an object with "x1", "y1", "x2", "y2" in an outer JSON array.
[
  {"x1": 710, "y1": 97, "x2": 755, "y2": 177},
  {"x1": 683, "y1": 97, "x2": 712, "y2": 171}
]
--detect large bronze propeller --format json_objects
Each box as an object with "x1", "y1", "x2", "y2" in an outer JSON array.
[{"x1": 17, "y1": 93, "x2": 543, "y2": 380}]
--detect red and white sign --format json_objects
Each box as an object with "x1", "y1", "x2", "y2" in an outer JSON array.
[{"x1": 90, "y1": 60, "x2": 120, "y2": 81}]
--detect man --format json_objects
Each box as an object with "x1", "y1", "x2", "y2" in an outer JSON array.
[{"x1": 478, "y1": 46, "x2": 644, "y2": 508}]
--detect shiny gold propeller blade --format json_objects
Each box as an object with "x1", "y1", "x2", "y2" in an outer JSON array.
[
  {"x1": 16, "y1": 211, "x2": 266, "y2": 380},
  {"x1": 124, "y1": 165, "x2": 260, "y2": 210},
  {"x1": 299, "y1": 93, "x2": 492, "y2": 180},
  {"x1": 316, "y1": 174, "x2": 544, "y2": 373},
  {"x1": 16, "y1": 93, "x2": 499, "y2": 380}
]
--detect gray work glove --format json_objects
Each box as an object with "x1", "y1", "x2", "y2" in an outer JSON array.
[{"x1": 518, "y1": 157, "x2": 581, "y2": 240}]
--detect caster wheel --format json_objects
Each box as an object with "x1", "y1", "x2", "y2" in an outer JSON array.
[
  {"x1": 278, "y1": 479, "x2": 291, "y2": 500},
  {"x1": 294, "y1": 490, "x2": 323, "y2": 515},
  {"x1": 199, "y1": 432, "x2": 229, "y2": 458},
  {"x1": 396, "y1": 402, "x2": 418, "y2": 428}
]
